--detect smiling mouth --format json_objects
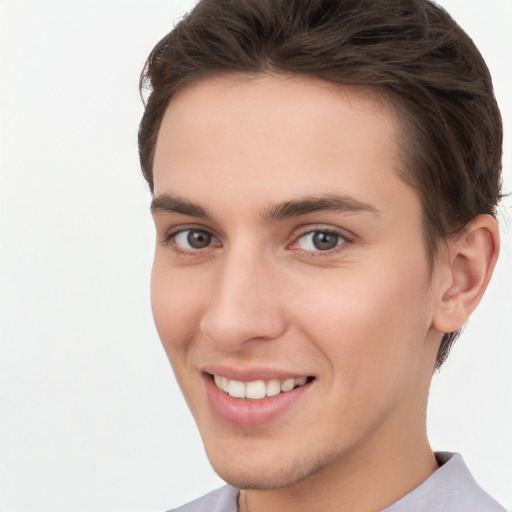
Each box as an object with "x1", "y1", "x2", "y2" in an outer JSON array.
[{"x1": 211, "y1": 374, "x2": 314, "y2": 400}]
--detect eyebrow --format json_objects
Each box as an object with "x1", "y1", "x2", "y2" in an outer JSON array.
[
  {"x1": 150, "y1": 193, "x2": 380, "y2": 222},
  {"x1": 151, "y1": 194, "x2": 211, "y2": 218},
  {"x1": 263, "y1": 194, "x2": 380, "y2": 222}
]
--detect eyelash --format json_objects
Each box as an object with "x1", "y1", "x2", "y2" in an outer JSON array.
[
  {"x1": 161, "y1": 226, "x2": 351, "y2": 257},
  {"x1": 288, "y1": 227, "x2": 350, "y2": 257},
  {"x1": 161, "y1": 226, "x2": 220, "y2": 256}
]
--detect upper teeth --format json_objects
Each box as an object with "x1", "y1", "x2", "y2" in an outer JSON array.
[{"x1": 213, "y1": 375, "x2": 308, "y2": 400}]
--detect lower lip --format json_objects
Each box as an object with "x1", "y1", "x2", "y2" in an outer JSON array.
[{"x1": 204, "y1": 375, "x2": 312, "y2": 427}]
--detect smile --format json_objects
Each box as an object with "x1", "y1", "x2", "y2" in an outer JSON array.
[
  {"x1": 213, "y1": 374, "x2": 310, "y2": 400},
  {"x1": 204, "y1": 371, "x2": 315, "y2": 426}
]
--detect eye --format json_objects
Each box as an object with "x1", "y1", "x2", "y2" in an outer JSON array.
[
  {"x1": 172, "y1": 229, "x2": 218, "y2": 251},
  {"x1": 295, "y1": 230, "x2": 346, "y2": 252}
]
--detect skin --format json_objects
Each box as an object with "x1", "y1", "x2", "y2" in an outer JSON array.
[{"x1": 150, "y1": 74, "x2": 499, "y2": 512}]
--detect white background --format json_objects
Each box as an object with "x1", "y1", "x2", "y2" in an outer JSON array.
[{"x1": 0, "y1": 1, "x2": 511, "y2": 511}]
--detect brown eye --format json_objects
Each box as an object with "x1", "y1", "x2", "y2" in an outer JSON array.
[
  {"x1": 174, "y1": 229, "x2": 215, "y2": 250},
  {"x1": 297, "y1": 231, "x2": 345, "y2": 252},
  {"x1": 187, "y1": 230, "x2": 212, "y2": 248}
]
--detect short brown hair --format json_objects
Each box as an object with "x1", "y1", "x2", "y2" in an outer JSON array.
[{"x1": 138, "y1": 0, "x2": 503, "y2": 368}]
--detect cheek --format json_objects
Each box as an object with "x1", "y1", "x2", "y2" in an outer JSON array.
[
  {"x1": 150, "y1": 258, "x2": 206, "y2": 361},
  {"x1": 293, "y1": 260, "x2": 431, "y2": 381},
  {"x1": 295, "y1": 270, "x2": 432, "y2": 436}
]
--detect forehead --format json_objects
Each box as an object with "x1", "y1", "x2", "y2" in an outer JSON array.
[{"x1": 152, "y1": 73, "x2": 418, "y2": 226}]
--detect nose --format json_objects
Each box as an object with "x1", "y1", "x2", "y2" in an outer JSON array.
[{"x1": 199, "y1": 248, "x2": 287, "y2": 352}]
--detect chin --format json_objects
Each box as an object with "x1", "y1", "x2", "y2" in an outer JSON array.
[{"x1": 206, "y1": 445, "x2": 334, "y2": 491}]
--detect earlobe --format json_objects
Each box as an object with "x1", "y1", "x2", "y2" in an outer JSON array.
[{"x1": 433, "y1": 215, "x2": 500, "y2": 334}]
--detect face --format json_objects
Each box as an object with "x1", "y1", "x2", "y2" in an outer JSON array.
[{"x1": 151, "y1": 74, "x2": 444, "y2": 490}]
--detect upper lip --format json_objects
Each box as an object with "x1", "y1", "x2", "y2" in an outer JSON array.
[{"x1": 201, "y1": 364, "x2": 312, "y2": 382}]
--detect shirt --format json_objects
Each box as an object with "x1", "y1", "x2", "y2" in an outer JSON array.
[{"x1": 168, "y1": 452, "x2": 506, "y2": 512}]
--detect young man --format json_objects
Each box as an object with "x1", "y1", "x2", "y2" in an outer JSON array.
[{"x1": 139, "y1": 0, "x2": 505, "y2": 510}]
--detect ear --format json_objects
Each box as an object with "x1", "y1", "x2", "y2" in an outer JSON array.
[{"x1": 432, "y1": 214, "x2": 500, "y2": 334}]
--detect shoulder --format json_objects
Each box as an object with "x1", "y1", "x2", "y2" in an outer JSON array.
[
  {"x1": 166, "y1": 486, "x2": 239, "y2": 512},
  {"x1": 384, "y1": 452, "x2": 506, "y2": 512}
]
